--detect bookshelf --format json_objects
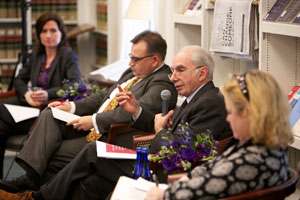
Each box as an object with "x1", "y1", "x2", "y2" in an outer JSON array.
[
  {"x1": 93, "y1": 0, "x2": 119, "y2": 68},
  {"x1": 165, "y1": 0, "x2": 257, "y2": 88},
  {"x1": 259, "y1": 0, "x2": 300, "y2": 153},
  {"x1": 0, "y1": 0, "x2": 80, "y2": 92}
]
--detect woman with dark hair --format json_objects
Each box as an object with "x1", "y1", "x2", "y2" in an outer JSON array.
[{"x1": 0, "y1": 12, "x2": 81, "y2": 179}]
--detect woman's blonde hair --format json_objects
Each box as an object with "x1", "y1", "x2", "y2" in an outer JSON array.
[{"x1": 222, "y1": 69, "x2": 294, "y2": 148}]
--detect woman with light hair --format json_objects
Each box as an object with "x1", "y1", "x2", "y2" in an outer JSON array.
[{"x1": 146, "y1": 69, "x2": 294, "y2": 199}]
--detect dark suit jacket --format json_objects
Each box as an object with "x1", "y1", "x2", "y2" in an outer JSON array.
[
  {"x1": 14, "y1": 47, "x2": 81, "y2": 104},
  {"x1": 74, "y1": 64, "x2": 178, "y2": 137},
  {"x1": 133, "y1": 81, "x2": 232, "y2": 154}
]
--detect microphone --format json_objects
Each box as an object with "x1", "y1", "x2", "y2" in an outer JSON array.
[{"x1": 161, "y1": 89, "x2": 171, "y2": 116}]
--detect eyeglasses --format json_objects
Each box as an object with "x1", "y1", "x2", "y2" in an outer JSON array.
[
  {"x1": 129, "y1": 54, "x2": 154, "y2": 63},
  {"x1": 236, "y1": 74, "x2": 249, "y2": 100},
  {"x1": 168, "y1": 66, "x2": 203, "y2": 79}
]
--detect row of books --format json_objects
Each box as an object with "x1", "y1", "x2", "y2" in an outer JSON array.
[
  {"x1": 264, "y1": 0, "x2": 300, "y2": 24},
  {"x1": 95, "y1": 34, "x2": 107, "y2": 66},
  {"x1": 0, "y1": 63, "x2": 15, "y2": 92},
  {"x1": 180, "y1": 0, "x2": 202, "y2": 16},
  {"x1": 288, "y1": 86, "x2": 300, "y2": 137},
  {"x1": 96, "y1": 0, "x2": 107, "y2": 31},
  {"x1": 32, "y1": 0, "x2": 77, "y2": 21},
  {"x1": 0, "y1": 0, "x2": 21, "y2": 19},
  {"x1": 0, "y1": 28, "x2": 22, "y2": 59}
]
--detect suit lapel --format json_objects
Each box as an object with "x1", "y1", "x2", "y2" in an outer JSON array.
[
  {"x1": 47, "y1": 49, "x2": 61, "y2": 85},
  {"x1": 171, "y1": 81, "x2": 215, "y2": 132}
]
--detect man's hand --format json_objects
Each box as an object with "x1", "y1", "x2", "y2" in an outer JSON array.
[
  {"x1": 154, "y1": 110, "x2": 174, "y2": 133},
  {"x1": 66, "y1": 115, "x2": 93, "y2": 131},
  {"x1": 116, "y1": 84, "x2": 140, "y2": 117},
  {"x1": 48, "y1": 101, "x2": 71, "y2": 112}
]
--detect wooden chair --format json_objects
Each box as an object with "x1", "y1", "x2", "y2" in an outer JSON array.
[
  {"x1": 106, "y1": 123, "x2": 153, "y2": 150},
  {"x1": 167, "y1": 168, "x2": 298, "y2": 200}
]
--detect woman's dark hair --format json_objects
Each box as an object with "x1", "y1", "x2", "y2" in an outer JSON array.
[{"x1": 35, "y1": 12, "x2": 70, "y2": 55}]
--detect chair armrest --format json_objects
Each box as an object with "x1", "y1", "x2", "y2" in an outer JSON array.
[
  {"x1": 0, "y1": 90, "x2": 16, "y2": 99},
  {"x1": 168, "y1": 172, "x2": 187, "y2": 183},
  {"x1": 132, "y1": 132, "x2": 155, "y2": 150},
  {"x1": 106, "y1": 123, "x2": 137, "y2": 145},
  {"x1": 215, "y1": 136, "x2": 233, "y2": 154}
]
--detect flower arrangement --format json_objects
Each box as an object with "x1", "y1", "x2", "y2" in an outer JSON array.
[
  {"x1": 149, "y1": 122, "x2": 218, "y2": 172},
  {"x1": 56, "y1": 78, "x2": 105, "y2": 101}
]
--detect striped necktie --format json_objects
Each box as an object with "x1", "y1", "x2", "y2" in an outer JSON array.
[{"x1": 86, "y1": 77, "x2": 141, "y2": 142}]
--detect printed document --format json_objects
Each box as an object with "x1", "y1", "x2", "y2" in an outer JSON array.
[
  {"x1": 50, "y1": 107, "x2": 80, "y2": 123},
  {"x1": 4, "y1": 104, "x2": 40, "y2": 123},
  {"x1": 111, "y1": 176, "x2": 168, "y2": 200}
]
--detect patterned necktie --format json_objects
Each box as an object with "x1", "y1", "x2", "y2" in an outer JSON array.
[{"x1": 86, "y1": 77, "x2": 141, "y2": 142}]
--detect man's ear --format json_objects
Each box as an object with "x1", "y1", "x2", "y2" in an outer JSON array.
[{"x1": 198, "y1": 66, "x2": 208, "y2": 81}]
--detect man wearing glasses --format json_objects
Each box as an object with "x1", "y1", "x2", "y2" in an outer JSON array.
[
  {"x1": 0, "y1": 30, "x2": 177, "y2": 194},
  {"x1": 0, "y1": 46, "x2": 231, "y2": 200},
  {"x1": 118, "y1": 45, "x2": 232, "y2": 155}
]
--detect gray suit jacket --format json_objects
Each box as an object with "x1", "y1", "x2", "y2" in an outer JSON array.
[
  {"x1": 133, "y1": 81, "x2": 232, "y2": 153},
  {"x1": 14, "y1": 47, "x2": 81, "y2": 103},
  {"x1": 74, "y1": 64, "x2": 178, "y2": 136}
]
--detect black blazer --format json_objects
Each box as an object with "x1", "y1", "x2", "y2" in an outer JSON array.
[
  {"x1": 14, "y1": 47, "x2": 81, "y2": 104},
  {"x1": 133, "y1": 81, "x2": 232, "y2": 153}
]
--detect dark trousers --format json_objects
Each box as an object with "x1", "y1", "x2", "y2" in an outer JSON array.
[
  {"x1": 15, "y1": 108, "x2": 88, "y2": 183},
  {"x1": 0, "y1": 97, "x2": 36, "y2": 179},
  {"x1": 40, "y1": 142, "x2": 135, "y2": 200}
]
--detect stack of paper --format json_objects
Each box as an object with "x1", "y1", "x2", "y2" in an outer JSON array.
[{"x1": 89, "y1": 59, "x2": 130, "y2": 83}]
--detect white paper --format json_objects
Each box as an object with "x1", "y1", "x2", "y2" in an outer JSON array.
[
  {"x1": 111, "y1": 176, "x2": 168, "y2": 200},
  {"x1": 96, "y1": 141, "x2": 137, "y2": 159},
  {"x1": 90, "y1": 59, "x2": 130, "y2": 82},
  {"x1": 50, "y1": 107, "x2": 80, "y2": 123},
  {"x1": 4, "y1": 104, "x2": 40, "y2": 123}
]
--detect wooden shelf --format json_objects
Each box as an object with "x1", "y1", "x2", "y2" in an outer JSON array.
[
  {"x1": 0, "y1": 18, "x2": 22, "y2": 23},
  {"x1": 261, "y1": 21, "x2": 300, "y2": 38},
  {"x1": 94, "y1": 29, "x2": 108, "y2": 36},
  {"x1": 0, "y1": 58, "x2": 18, "y2": 63},
  {"x1": 290, "y1": 135, "x2": 300, "y2": 150}
]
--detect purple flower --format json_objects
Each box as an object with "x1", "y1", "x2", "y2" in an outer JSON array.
[
  {"x1": 181, "y1": 147, "x2": 195, "y2": 161},
  {"x1": 162, "y1": 157, "x2": 176, "y2": 172},
  {"x1": 172, "y1": 140, "x2": 181, "y2": 150},
  {"x1": 74, "y1": 94, "x2": 84, "y2": 101}
]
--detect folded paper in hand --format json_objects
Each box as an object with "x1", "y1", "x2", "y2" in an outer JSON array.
[
  {"x1": 50, "y1": 107, "x2": 80, "y2": 123},
  {"x1": 4, "y1": 104, "x2": 40, "y2": 123},
  {"x1": 96, "y1": 141, "x2": 136, "y2": 159}
]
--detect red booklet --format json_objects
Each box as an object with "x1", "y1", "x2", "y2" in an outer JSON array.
[
  {"x1": 96, "y1": 141, "x2": 137, "y2": 159},
  {"x1": 288, "y1": 86, "x2": 300, "y2": 102}
]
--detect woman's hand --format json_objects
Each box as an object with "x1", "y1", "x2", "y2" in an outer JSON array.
[
  {"x1": 154, "y1": 110, "x2": 174, "y2": 133},
  {"x1": 24, "y1": 91, "x2": 42, "y2": 107},
  {"x1": 145, "y1": 186, "x2": 165, "y2": 200},
  {"x1": 30, "y1": 90, "x2": 49, "y2": 103}
]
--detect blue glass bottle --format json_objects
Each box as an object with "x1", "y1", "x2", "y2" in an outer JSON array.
[
  {"x1": 132, "y1": 147, "x2": 142, "y2": 179},
  {"x1": 141, "y1": 148, "x2": 151, "y2": 180}
]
